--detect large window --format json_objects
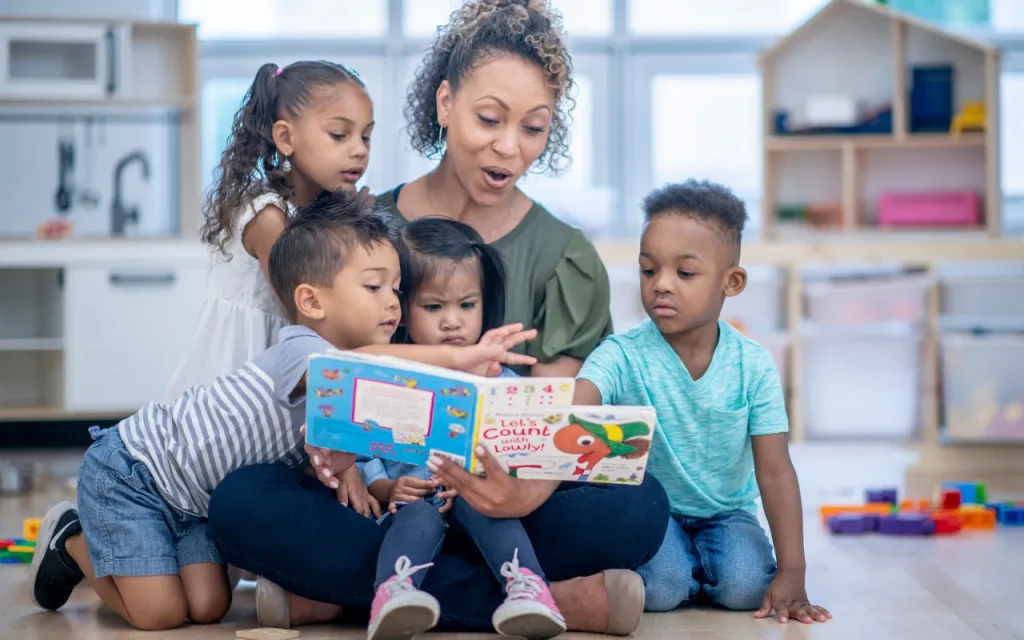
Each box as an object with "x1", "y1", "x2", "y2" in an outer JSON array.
[{"x1": 187, "y1": 0, "x2": 1024, "y2": 239}]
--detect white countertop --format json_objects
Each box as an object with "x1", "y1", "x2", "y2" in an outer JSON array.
[{"x1": 0, "y1": 238, "x2": 209, "y2": 267}]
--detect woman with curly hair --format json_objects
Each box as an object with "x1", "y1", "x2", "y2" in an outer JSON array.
[
  {"x1": 382, "y1": 0, "x2": 608, "y2": 379},
  {"x1": 207, "y1": 2, "x2": 669, "y2": 636}
]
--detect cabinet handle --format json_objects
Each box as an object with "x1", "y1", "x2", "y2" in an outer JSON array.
[
  {"x1": 105, "y1": 27, "x2": 117, "y2": 96},
  {"x1": 108, "y1": 272, "x2": 175, "y2": 287}
]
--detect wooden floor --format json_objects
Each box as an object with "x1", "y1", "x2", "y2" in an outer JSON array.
[{"x1": 2, "y1": 446, "x2": 1023, "y2": 640}]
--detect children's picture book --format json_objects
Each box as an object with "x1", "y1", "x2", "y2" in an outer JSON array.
[{"x1": 304, "y1": 351, "x2": 657, "y2": 485}]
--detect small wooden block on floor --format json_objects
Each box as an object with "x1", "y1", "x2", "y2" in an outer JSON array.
[{"x1": 236, "y1": 629, "x2": 300, "y2": 640}]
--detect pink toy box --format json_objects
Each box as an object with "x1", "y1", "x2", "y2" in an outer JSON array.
[{"x1": 877, "y1": 191, "x2": 980, "y2": 227}]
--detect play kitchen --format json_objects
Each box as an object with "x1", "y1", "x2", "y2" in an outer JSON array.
[
  {"x1": 0, "y1": 16, "x2": 206, "y2": 422},
  {"x1": 0, "y1": 15, "x2": 200, "y2": 240}
]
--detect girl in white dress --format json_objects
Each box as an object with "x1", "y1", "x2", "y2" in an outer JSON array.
[{"x1": 164, "y1": 60, "x2": 375, "y2": 399}]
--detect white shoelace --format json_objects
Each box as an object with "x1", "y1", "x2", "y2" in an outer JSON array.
[
  {"x1": 384, "y1": 556, "x2": 434, "y2": 597},
  {"x1": 499, "y1": 549, "x2": 543, "y2": 600}
]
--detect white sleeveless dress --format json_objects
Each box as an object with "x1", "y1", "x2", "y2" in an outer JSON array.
[{"x1": 163, "y1": 192, "x2": 296, "y2": 401}]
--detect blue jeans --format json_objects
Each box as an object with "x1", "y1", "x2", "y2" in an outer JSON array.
[
  {"x1": 207, "y1": 463, "x2": 669, "y2": 631},
  {"x1": 638, "y1": 510, "x2": 776, "y2": 612},
  {"x1": 376, "y1": 497, "x2": 543, "y2": 590},
  {"x1": 77, "y1": 427, "x2": 222, "y2": 578}
]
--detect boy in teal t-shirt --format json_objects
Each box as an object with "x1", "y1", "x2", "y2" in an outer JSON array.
[{"x1": 576, "y1": 180, "x2": 830, "y2": 625}]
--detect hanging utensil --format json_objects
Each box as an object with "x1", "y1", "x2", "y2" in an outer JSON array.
[
  {"x1": 77, "y1": 117, "x2": 100, "y2": 208},
  {"x1": 54, "y1": 119, "x2": 75, "y2": 214}
]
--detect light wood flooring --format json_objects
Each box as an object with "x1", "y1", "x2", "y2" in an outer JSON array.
[{"x1": 2, "y1": 445, "x2": 1023, "y2": 640}]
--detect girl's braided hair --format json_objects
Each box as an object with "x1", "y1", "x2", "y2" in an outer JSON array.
[{"x1": 404, "y1": 0, "x2": 575, "y2": 174}]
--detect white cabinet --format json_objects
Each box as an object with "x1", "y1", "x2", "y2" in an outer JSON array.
[
  {"x1": 63, "y1": 261, "x2": 207, "y2": 412},
  {"x1": 0, "y1": 22, "x2": 130, "y2": 99}
]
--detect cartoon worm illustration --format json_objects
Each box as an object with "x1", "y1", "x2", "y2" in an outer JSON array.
[{"x1": 552, "y1": 414, "x2": 651, "y2": 479}]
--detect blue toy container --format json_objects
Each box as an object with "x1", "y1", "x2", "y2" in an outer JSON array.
[{"x1": 910, "y1": 65, "x2": 954, "y2": 133}]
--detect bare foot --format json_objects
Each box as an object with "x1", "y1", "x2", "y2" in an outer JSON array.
[{"x1": 288, "y1": 592, "x2": 343, "y2": 626}]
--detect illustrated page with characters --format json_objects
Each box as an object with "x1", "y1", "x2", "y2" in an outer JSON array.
[
  {"x1": 304, "y1": 352, "x2": 657, "y2": 484},
  {"x1": 478, "y1": 407, "x2": 657, "y2": 484}
]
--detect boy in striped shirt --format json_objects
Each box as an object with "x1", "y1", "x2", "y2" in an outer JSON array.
[{"x1": 28, "y1": 190, "x2": 537, "y2": 631}]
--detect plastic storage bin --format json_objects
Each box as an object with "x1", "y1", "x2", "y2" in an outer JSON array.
[
  {"x1": 803, "y1": 267, "x2": 932, "y2": 326},
  {"x1": 940, "y1": 328, "x2": 1024, "y2": 441},
  {"x1": 877, "y1": 191, "x2": 980, "y2": 228},
  {"x1": 721, "y1": 266, "x2": 786, "y2": 332},
  {"x1": 938, "y1": 262, "x2": 1024, "y2": 318},
  {"x1": 802, "y1": 322, "x2": 923, "y2": 439}
]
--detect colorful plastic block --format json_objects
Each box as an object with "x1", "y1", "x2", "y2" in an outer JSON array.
[
  {"x1": 930, "y1": 514, "x2": 962, "y2": 535},
  {"x1": 0, "y1": 540, "x2": 13, "y2": 549},
  {"x1": 960, "y1": 507, "x2": 997, "y2": 530},
  {"x1": 899, "y1": 498, "x2": 930, "y2": 512},
  {"x1": 878, "y1": 514, "x2": 935, "y2": 535},
  {"x1": 23, "y1": 518, "x2": 41, "y2": 542},
  {"x1": 940, "y1": 489, "x2": 961, "y2": 510},
  {"x1": 0, "y1": 558, "x2": 26, "y2": 564},
  {"x1": 819, "y1": 504, "x2": 892, "y2": 524},
  {"x1": 866, "y1": 488, "x2": 898, "y2": 504},
  {"x1": 941, "y1": 482, "x2": 978, "y2": 504},
  {"x1": 828, "y1": 514, "x2": 871, "y2": 534},
  {"x1": 974, "y1": 483, "x2": 987, "y2": 504},
  {"x1": 8, "y1": 545, "x2": 33, "y2": 553},
  {"x1": 998, "y1": 507, "x2": 1024, "y2": 526}
]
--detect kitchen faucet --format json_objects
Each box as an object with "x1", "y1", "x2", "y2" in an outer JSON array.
[{"x1": 111, "y1": 150, "x2": 150, "y2": 236}]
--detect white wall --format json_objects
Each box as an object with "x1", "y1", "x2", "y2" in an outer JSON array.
[{"x1": 0, "y1": 0, "x2": 174, "y2": 20}]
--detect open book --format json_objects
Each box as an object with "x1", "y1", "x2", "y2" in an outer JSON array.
[{"x1": 304, "y1": 351, "x2": 656, "y2": 484}]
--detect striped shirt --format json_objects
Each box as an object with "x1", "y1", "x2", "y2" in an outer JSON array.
[{"x1": 119, "y1": 325, "x2": 330, "y2": 517}]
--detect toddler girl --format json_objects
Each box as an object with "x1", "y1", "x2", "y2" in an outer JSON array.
[
  {"x1": 164, "y1": 60, "x2": 374, "y2": 399},
  {"x1": 361, "y1": 217, "x2": 564, "y2": 640}
]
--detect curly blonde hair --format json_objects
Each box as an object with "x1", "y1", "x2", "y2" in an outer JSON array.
[{"x1": 404, "y1": 0, "x2": 575, "y2": 174}]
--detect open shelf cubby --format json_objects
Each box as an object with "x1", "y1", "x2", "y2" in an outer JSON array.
[{"x1": 760, "y1": 0, "x2": 1000, "y2": 239}]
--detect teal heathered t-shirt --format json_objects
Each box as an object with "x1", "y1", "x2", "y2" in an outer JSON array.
[{"x1": 577, "y1": 319, "x2": 789, "y2": 519}]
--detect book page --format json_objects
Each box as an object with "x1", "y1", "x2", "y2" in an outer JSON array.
[
  {"x1": 481, "y1": 377, "x2": 575, "y2": 410},
  {"x1": 316, "y1": 349, "x2": 483, "y2": 383},
  {"x1": 477, "y1": 405, "x2": 657, "y2": 484}
]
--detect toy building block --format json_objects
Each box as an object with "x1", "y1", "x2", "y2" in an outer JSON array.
[
  {"x1": 899, "y1": 498, "x2": 930, "y2": 512},
  {"x1": 941, "y1": 482, "x2": 978, "y2": 504},
  {"x1": 878, "y1": 514, "x2": 935, "y2": 535},
  {"x1": 940, "y1": 490, "x2": 962, "y2": 510},
  {"x1": 930, "y1": 514, "x2": 962, "y2": 535},
  {"x1": 959, "y1": 507, "x2": 997, "y2": 530},
  {"x1": 828, "y1": 514, "x2": 871, "y2": 534},
  {"x1": 998, "y1": 507, "x2": 1024, "y2": 526},
  {"x1": 236, "y1": 629, "x2": 300, "y2": 640},
  {"x1": 0, "y1": 540, "x2": 13, "y2": 549},
  {"x1": 819, "y1": 504, "x2": 892, "y2": 524},
  {"x1": 975, "y1": 483, "x2": 987, "y2": 504},
  {"x1": 8, "y1": 545, "x2": 34, "y2": 553},
  {"x1": 23, "y1": 518, "x2": 41, "y2": 542},
  {"x1": 866, "y1": 488, "x2": 898, "y2": 504}
]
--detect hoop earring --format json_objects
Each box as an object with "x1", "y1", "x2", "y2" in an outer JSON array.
[
  {"x1": 436, "y1": 126, "x2": 445, "y2": 149},
  {"x1": 281, "y1": 154, "x2": 292, "y2": 173}
]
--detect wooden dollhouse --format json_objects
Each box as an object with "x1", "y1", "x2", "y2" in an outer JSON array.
[{"x1": 759, "y1": 0, "x2": 1001, "y2": 238}]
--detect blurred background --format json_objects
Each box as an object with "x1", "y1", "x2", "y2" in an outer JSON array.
[{"x1": 1, "y1": 0, "x2": 1023, "y2": 509}]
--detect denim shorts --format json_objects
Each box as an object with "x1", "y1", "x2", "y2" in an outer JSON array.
[{"x1": 77, "y1": 426, "x2": 223, "y2": 578}]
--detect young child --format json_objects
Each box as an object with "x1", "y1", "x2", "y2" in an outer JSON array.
[
  {"x1": 575, "y1": 180, "x2": 831, "y2": 625},
  {"x1": 28, "y1": 192, "x2": 536, "y2": 631},
  {"x1": 361, "y1": 217, "x2": 564, "y2": 640},
  {"x1": 164, "y1": 60, "x2": 374, "y2": 400}
]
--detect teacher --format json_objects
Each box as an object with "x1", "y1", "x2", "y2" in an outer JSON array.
[
  {"x1": 206, "y1": 0, "x2": 669, "y2": 634},
  {"x1": 377, "y1": 0, "x2": 612, "y2": 376}
]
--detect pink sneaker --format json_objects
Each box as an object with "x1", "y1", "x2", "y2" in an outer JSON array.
[
  {"x1": 492, "y1": 550, "x2": 566, "y2": 639},
  {"x1": 367, "y1": 556, "x2": 440, "y2": 640}
]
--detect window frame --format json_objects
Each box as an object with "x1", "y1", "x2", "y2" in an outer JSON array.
[{"x1": 185, "y1": 0, "x2": 1024, "y2": 237}]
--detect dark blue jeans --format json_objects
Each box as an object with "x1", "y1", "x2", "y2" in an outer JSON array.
[
  {"x1": 376, "y1": 496, "x2": 543, "y2": 590},
  {"x1": 207, "y1": 463, "x2": 669, "y2": 631}
]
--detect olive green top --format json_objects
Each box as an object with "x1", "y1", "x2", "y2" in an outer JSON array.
[{"x1": 378, "y1": 186, "x2": 613, "y2": 372}]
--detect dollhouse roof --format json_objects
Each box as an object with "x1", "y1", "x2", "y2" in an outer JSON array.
[{"x1": 759, "y1": 0, "x2": 997, "y2": 63}]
